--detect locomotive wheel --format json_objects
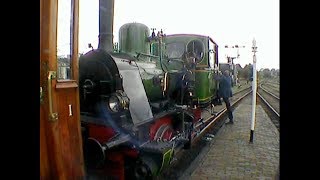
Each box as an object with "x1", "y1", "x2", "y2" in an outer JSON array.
[
  {"x1": 132, "y1": 157, "x2": 157, "y2": 180},
  {"x1": 153, "y1": 124, "x2": 174, "y2": 141}
]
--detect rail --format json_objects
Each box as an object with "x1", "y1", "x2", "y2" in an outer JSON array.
[
  {"x1": 257, "y1": 91, "x2": 280, "y2": 118},
  {"x1": 260, "y1": 84, "x2": 279, "y2": 100},
  {"x1": 257, "y1": 85, "x2": 280, "y2": 132}
]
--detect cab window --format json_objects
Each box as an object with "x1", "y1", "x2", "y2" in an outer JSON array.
[{"x1": 209, "y1": 41, "x2": 217, "y2": 69}]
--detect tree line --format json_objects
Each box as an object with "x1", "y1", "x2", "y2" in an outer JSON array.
[{"x1": 237, "y1": 64, "x2": 279, "y2": 81}]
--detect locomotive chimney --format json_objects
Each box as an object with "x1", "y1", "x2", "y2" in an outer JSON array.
[{"x1": 98, "y1": 0, "x2": 114, "y2": 52}]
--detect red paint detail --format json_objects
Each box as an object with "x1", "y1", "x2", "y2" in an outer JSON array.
[
  {"x1": 162, "y1": 128, "x2": 174, "y2": 140},
  {"x1": 87, "y1": 124, "x2": 116, "y2": 143},
  {"x1": 149, "y1": 116, "x2": 172, "y2": 140},
  {"x1": 104, "y1": 152, "x2": 125, "y2": 180},
  {"x1": 85, "y1": 124, "x2": 140, "y2": 179},
  {"x1": 87, "y1": 146, "x2": 139, "y2": 179},
  {"x1": 103, "y1": 148, "x2": 139, "y2": 179},
  {"x1": 193, "y1": 108, "x2": 202, "y2": 122},
  {"x1": 121, "y1": 147, "x2": 139, "y2": 158}
]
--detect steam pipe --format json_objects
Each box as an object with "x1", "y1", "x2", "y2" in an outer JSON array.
[{"x1": 98, "y1": 0, "x2": 114, "y2": 52}]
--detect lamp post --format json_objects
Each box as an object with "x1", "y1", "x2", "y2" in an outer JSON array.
[{"x1": 249, "y1": 38, "x2": 257, "y2": 143}]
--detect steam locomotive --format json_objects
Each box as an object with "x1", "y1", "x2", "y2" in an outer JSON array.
[{"x1": 79, "y1": 22, "x2": 222, "y2": 179}]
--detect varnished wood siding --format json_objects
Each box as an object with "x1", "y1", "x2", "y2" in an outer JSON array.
[{"x1": 40, "y1": 0, "x2": 84, "y2": 179}]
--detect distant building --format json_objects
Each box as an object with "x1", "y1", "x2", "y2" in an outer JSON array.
[{"x1": 57, "y1": 55, "x2": 71, "y2": 79}]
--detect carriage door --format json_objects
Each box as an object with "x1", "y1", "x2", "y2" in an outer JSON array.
[{"x1": 40, "y1": 0, "x2": 85, "y2": 179}]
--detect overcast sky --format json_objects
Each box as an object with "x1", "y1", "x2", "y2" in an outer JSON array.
[{"x1": 77, "y1": 0, "x2": 279, "y2": 70}]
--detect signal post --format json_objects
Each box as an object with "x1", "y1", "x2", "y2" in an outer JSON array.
[{"x1": 249, "y1": 38, "x2": 257, "y2": 143}]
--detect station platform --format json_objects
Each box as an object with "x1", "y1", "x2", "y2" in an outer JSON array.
[{"x1": 180, "y1": 96, "x2": 280, "y2": 179}]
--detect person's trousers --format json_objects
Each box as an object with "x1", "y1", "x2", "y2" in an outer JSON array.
[{"x1": 223, "y1": 97, "x2": 233, "y2": 121}]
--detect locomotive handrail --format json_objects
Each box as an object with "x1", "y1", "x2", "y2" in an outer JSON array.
[
  {"x1": 166, "y1": 57, "x2": 184, "y2": 63},
  {"x1": 136, "y1": 52, "x2": 159, "y2": 59}
]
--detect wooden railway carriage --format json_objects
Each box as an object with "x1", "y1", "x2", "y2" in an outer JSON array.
[{"x1": 40, "y1": 0, "x2": 85, "y2": 179}]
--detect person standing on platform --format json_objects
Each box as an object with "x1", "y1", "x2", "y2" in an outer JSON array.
[{"x1": 215, "y1": 70, "x2": 234, "y2": 124}]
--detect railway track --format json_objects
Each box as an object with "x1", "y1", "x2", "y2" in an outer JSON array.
[
  {"x1": 257, "y1": 84, "x2": 280, "y2": 132},
  {"x1": 260, "y1": 82, "x2": 279, "y2": 98},
  {"x1": 157, "y1": 86, "x2": 252, "y2": 179}
]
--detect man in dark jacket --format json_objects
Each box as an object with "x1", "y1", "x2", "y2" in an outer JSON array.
[{"x1": 215, "y1": 70, "x2": 234, "y2": 124}]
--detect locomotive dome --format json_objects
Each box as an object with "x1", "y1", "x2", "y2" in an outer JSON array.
[{"x1": 119, "y1": 22, "x2": 150, "y2": 56}]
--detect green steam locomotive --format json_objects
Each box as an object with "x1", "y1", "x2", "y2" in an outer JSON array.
[{"x1": 79, "y1": 18, "x2": 222, "y2": 180}]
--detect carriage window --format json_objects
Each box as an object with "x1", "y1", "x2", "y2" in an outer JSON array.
[
  {"x1": 57, "y1": 0, "x2": 72, "y2": 80},
  {"x1": 186, "y1": 40, "x2": 204, "y2": 63}
]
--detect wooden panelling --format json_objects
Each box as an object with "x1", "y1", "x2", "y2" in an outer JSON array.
[
  {"x1": 40, "y1": 106, "x2": 51, "y2": 179},
  {"x1": 56, "y1": 86, "x2": 85, "y2": 178},
  {"x1": 40, "y1": 0, "x2": 84, "y2": 179}
]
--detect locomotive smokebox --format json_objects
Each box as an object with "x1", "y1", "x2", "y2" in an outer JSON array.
[
  {"x1": 98, "y1": 0, "x2": 114, "y2": 52},
  {"x1": 119, "y1": 23, "x2": 150, "y2": 56}
]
